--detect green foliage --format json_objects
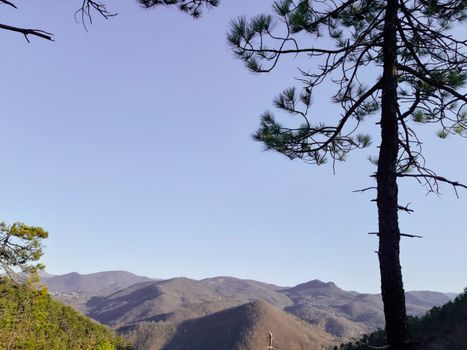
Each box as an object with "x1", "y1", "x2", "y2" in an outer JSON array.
[
  {"x1": 138, "y1": 0, "x2": 219, "y2": 18},
  {"x1": 0, "y1": 222, "x2": 48, "y2": 278},
  {"x1": 412, "y1": 110, "x2": 426, "y2": 123},
  {"x1": 0, "y1": 277, "x2": 133, "y2": 350},
  {"x1": 342, "y1": 288, "x2": 467, "y2": 349},
  {"x1": 273, "y1": 0, "x2": 294, "y2": 17},
  {"x1": 225, "y1": 0, "x2": 389, "y2": 165},
  {"x1": 223, "y1": 0, "x2": 467, "y2": 181},
  {"x1": 437, "y1": 129, "x2": 449, "y2": 139}
]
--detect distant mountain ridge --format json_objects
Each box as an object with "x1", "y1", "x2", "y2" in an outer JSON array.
[
  {"x1": 41, "y1": 270, "x2": 153, "y2": 312},
  {"x1": 86, "y1": 276, "x2": 294, "y2": 328},
  {"x1": 41, "y1": 271, "x2": 457, "y2": 349},
  {"x1": 42, "y1": 270, "x2": 153, "y2": 295}
]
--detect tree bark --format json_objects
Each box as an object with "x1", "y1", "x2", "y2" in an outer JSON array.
[{"x1": 377, "y1": 0, "x2": 410, "y2": 348}]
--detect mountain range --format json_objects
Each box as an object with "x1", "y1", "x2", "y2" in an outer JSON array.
[{"x1": 41, "y1": 271, "x2": 456, "y2": 349}]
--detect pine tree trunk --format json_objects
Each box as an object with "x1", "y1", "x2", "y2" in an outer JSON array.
[{"x1": 377, "y1": 0, "x2": 410, "y2": 348}]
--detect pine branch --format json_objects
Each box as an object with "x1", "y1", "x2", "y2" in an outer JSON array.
[
  {"x1": 75, "y1": 0, "x2": 117, "y2": 31},
  {"x1": 0, "y1": 0, "x2": 17, "y2": 9},
  {"x1": 397, "y1": 64, "x2": 467, "y2": 103},
  {"x1": 0, "y1": 23, "x2": 53, "y2": 41},
  {"x1": 313, "y1": 80, "x2": 382, "y2": 152},
  {"x1": 139, "y1": 0, "x2": 219, "y2": 17},
  {"x1": 397, "y1": 172, "x2": 467, "y2": 197}
]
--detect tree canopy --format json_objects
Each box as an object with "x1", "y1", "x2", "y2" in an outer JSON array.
[
  {"x1": 0, "y1": 222, "x2": 48, "y2": 279},
  {"x1": 226, "y1": 0, "x2": 467, "y2": 179}
]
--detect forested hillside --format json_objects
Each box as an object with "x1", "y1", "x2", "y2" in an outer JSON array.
[
  {"x1": 0, "y1": 277, "x2": 132, "y2": 350},
  {"x1": 340, "y1": 289, "x2": 467, "y2": 349}
]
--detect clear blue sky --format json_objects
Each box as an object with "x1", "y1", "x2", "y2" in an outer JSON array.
[{"x1": 1, "y1": 0, "x2": 466, "y2": 293}]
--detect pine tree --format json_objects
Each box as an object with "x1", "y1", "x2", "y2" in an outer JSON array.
[
  {"x1": 145, "y1": 0, "x2": 467, "y2": 348},
  {"x1": 3, "y1": 0, "x2": 466, "y2": 347},
  {"x1": 0, "y1": 222, "x2": 48, "y2": 280}
]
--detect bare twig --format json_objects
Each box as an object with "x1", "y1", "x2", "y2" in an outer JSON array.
[
  {"x1": 0, "y1": 0, "x2": 17, "y2": 9},
  {"x1": 369, "y1": 232, "x2": 423, "y2": 238},
  {"x1": 353, "y1": 186, "x2": 377, "y2": 193},
  {"x1": 75, "y1": 0, "x2": 117, "y2": 31},
  {"x1": 397, "y1": 173, "x2": 467, "y2": 198},
  {"x1": 0, "y1": 23, "x2": 53, "y2": 41},
  {"x1": 397, "y1": 203, "x2": 414, "y2": 213}
]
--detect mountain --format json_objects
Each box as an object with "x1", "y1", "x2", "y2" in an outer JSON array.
[
  {"x1": 405, "y1": 290, "x2": 457, "y2": 313},
  {"x1": 42, "y1": 271, "x2": 153, "y2": 296},
  {"x1": 87, "y1": 276, "x2": 292, "y2": 328},
  {"x1": 122, "y1": 301, "x2": 335, "y2": 350},
  {"x1": 85, "y1": 276, "x2": 453, "y2": 341},
  {"x1": 0, "y1": 277, "x2": 131, "y2": 350},
  {"x1": 41, "y1": 271, "x2": 153, "y2": 312},
  {"x1": 39, "y1": 271, "x2": 456, "y2": 348},
  {"x1": 281, "y1": 280, "x2": 453, "y2": 338},
  {"x1": 282, "y1": 280, "x2": 379, "y2": 338}
]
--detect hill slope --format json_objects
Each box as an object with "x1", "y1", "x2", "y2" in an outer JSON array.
[
  {"x1": 39, "y1": 271, "x2": 455, "y2": 347},
  {"x1": 341, "y1": 289, "x2": 467, "y2": 349},
  {"x1": 87, "y1": 276, "x2": 292, "y2": 328},
  {"x1": 86, "y1": 276, "x2": 452, "y2": 340},
  {"x1": 122, "y1": 300, "x2": 335, "y2": 350},
  {"x1": 410, "y1": 289, "x2": 467, "y2": 349},
  {"x1": 0, "y1": 277, "x2": 131, "y2": 350},
  {"x1": 282, "y1": 280, "x2": 452, "y2": 337}
]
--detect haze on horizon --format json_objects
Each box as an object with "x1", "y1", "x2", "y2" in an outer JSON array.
[{"x1": 1, "y1": 0, "x2": 466, "y2": 294}]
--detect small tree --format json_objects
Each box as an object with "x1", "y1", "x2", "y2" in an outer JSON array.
[
  {"x1": 144, "y1": 0, "x2": 467, "y2": 348},
  {"x1": 0, "y1": 222, "x2": 48, "y2": 280}
]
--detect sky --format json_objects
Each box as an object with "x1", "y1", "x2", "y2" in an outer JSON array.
[{"x1": 1, "y1": 0, "x2": 466, "y2": 293}]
